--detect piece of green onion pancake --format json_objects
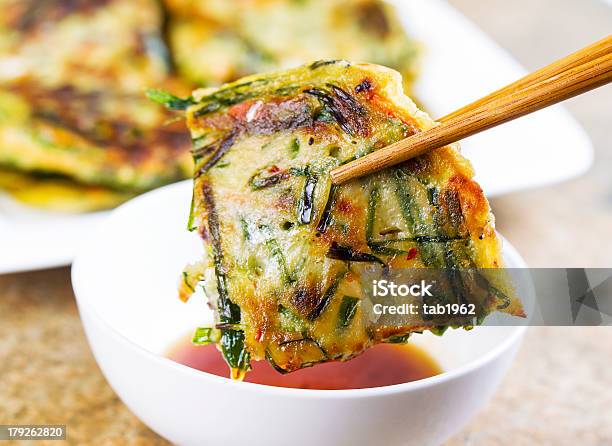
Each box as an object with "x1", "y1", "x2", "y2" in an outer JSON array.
[
  {"x1": 166, "y1": 0, "x2": 419, "y2": 93},
  {"x1": 0, "y1": 0, "x2": 192, "y2": 210},
  {"x1": 160, "y1": 61, "x2": 524, "y2": 379}
]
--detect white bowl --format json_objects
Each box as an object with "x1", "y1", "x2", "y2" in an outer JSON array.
[{"x1": 72, "y1": 181, "x2": 527, "y2": 446}]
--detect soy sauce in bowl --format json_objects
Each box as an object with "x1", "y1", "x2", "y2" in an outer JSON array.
[{"x1": 168, "y1": 341, "x2": 441, "y2": 390}]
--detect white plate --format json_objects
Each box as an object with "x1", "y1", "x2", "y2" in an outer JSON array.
[
  {"x1": 397, "y1": 0, "x2": 593, "y2": 195},
  {"x1": 0, "y1": 0, "x2": 593, "y2": 273},
  {"x1": 0, "y1": 196, "x2": 108, "y2": 273}
]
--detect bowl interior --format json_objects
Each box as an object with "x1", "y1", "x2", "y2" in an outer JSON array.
[{"x1": 73, "y1": 181, "x2": 527, "y2": 377}]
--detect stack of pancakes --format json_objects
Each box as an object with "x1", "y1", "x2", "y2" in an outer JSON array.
[{"x1": 0, "y1": 0, "x2": 418, "y2": 211}]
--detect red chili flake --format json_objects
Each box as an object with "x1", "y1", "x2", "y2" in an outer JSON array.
[
  {"x1": 406, "y1": 247, "x2": 418, "y2": 260},
  {"x1": 228, "y1": 100, "x2": 254, "y2": 120},
  {"x1": 255, "y1": 328, "x2": 264, "y2": 342},
  {"x1": 336, "y1": 199, "x2": 352, "y2": 213},
  {"x1": 268, "y1": 165, "x2": 280, "y2": 173}
]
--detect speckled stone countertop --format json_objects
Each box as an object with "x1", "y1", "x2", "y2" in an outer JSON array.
[
  {"x1": 2, "y1": 269, "x2": 612, "y2": 445},
  {"x1": 1, "y1": 0, "x2": 611, "y2": 444}
]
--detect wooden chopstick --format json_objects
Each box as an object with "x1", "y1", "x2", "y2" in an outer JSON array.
[
  {"x1": 330, "y1": 35, "x2": 612, "y2": 185},
  {"x1": 440, "y1": 35, "x2": 612, "y2": 122}
]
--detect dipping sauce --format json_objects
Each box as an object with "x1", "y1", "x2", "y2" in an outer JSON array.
[{"x1": 168, "y1": 341, "x2": 441, "y2": 390}]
